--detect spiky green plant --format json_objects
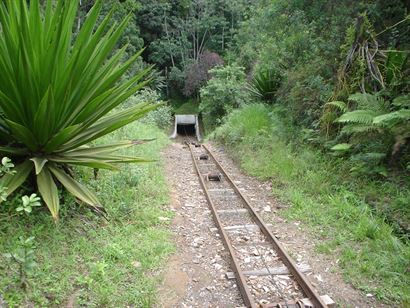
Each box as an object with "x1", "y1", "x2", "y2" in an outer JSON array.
[
  {"x1": 247, "y1": 69, "x2": 282, "y2": 101},
  {"x1": 0, "y1": 0, "x2": 158, "y2": 220}
]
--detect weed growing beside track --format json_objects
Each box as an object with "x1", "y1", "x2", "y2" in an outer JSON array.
[
  {"x1": 0, "y1": 122, "x2": 174, "y2": 307},
  {"x1": 211, "y1": 104, "x2": 410, "y2": 305}
]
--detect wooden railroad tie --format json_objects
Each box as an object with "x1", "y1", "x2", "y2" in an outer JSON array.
[
  {"x1": 261, "y1": 295, "x2": 335, "y2": 308},
  {"x1": 225, "y1": 263, "x2": 311, "y2": 279}
]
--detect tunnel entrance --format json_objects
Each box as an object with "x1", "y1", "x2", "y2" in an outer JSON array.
[
  {"x1": 177, "y1": 124, "x2": 196, "y2": 136},
  {"x1": 171, "y1": 114, "x2": 201, "y2": 140}
]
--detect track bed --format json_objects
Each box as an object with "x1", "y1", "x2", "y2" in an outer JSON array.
[{"x1": 188, "y1": 143, "x2": 334, "y2": 308}]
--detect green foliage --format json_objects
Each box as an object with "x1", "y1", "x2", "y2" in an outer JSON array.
[
  {"x1": 0, "y1": 0, "x2": 156, "y2": 219},
  {"x1": 172, "y1": 98, "x2": 200, "y2": 115},
  {"x1": 211, "y1": 104, "x2": 410, "y2": 303},
  {"x1": 325, "y1": 101, "x2": 348, "y2": 113},
  {"x1": 134, "y1": 0, "x2": 253, "y2": 96},
  {"x1": 330, "y1": 93, "x2": 410, "y2": 171},
  {"x1": 142, "y1": 106, "x2": 173, "y2": 130},
  {"x1": 278, "y1": 64, "x2": 333, "y2": 125},
  {"x1": 211, "y1": 104, "x2": 271, "y2": 145},
  {"x1": 338, "y1": 110, "x2": 379, "y2": 125},
  {"x1": 3, "y1": 236, "x2": 37, "y2": 289},
  {"x1": 1, "y1": 158, "x2": 42, "y2": 215},
  {"x1": 385, "y1": 50, "x2": 409, "y2": 89},
  {"x1": 94, "y1": 0, "x2": 144, "y2": 56},
  {"x1": 0, "y1": 122, "x2": 174, "y2": 306},
  {"x1": 0, "y1": 157, "x2": 15, "y2": 176},
  {"x1": 126, "y1": 89, "x2": 172, "y2": 129},
  {"x1": 0, "y1": 157, "x2": 14, "y2": 202},
  {"x1": 16, "y1": 194, "x2": 42, "y2": 215},
  {"x1": 227, "y1": 0, "x2": 409, "y2": 169},
  {"x1": 331, "y1": 143, "x2": 352, "y2": 151},
  {"x1": 168, "y1": 67, "x2": 186, "y2": 96},
  {"x1": 349, "y1": 152, "x2": 388, "y2": 177},
  {"x1": 247, "y1": 69, "x2": 282, "y2": 101},
  {"x1": 200, "y1": 65, "x2": 250, "y2": 128}
]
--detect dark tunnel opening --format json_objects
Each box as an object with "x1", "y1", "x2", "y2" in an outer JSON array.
[{"x1": 177, "y1": 124, "x2": 196, "y2": 136}]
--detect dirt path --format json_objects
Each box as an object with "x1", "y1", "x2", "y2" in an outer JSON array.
[{"x1": 156, "y1": 141, "x2": 387, "y2": 308}]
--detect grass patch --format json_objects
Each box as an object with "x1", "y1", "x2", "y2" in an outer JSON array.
[
  {"x1": 0, "y1": 122, "x2": 174, "y2": 307},
  {"x1": 171, "y1": 98, "x2": 199, "y2": 114},
  {"x1": 211, "y1": 103, "x2": 410, "y2": 304}
]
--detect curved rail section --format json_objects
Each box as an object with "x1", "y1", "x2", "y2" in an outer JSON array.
[{"x1": 188, "y1": 143, "x2": 332, "y2": 308}]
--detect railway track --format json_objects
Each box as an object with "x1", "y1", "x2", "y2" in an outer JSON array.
[{"x1": 187, "y1": 142, "x2": 335, "y2": 308}]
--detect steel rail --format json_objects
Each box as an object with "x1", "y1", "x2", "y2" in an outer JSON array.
[
  {"x1": 187, "y1": 143, "x2": 257, "y2": 308},
  {"x1": 202, "y1": 144, "x2": 328, "y2": 308}
]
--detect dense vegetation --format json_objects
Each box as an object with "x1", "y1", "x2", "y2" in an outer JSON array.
[
  {"x1": 0, "y1": 0, "x2": 157, "y2": 219},
  {"x1": 211, "y1": 104, "x2": 409, "y2": 303},
  {"x1": 0, "y1": 0, "x2": 409, "y2": 306},
  {"x1": 0, "y1": 1, "x2": 173, "y2": 306},
  {"x1": 100, "y1": 0, "x2": 407, "y2": 304},
  {"x1": 205, "y1": 0, "x2": 409, "y2": 304},
  {"x1": 1, "y1": 121, "x2": 173, "y2": 306}
]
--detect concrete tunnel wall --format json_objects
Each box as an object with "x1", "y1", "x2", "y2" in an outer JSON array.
[{"x1": 170, "y1": 114, "x2": 201, "y2": 141}]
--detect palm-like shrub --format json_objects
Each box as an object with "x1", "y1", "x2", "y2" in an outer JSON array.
[
  {"x1": 0, "y1": 0, "x2": 157, "y2": 220},
  {"x1": 247, "y1": 69, "x2": 282, "y2": 101}
]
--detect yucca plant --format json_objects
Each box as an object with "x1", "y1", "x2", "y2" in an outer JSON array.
[
  {"x1": 0, "y1": 0, "x2": 158, "y2": 220},
  {"x1": 247, "y1": 69, "x2": 282, "y2": 101}
]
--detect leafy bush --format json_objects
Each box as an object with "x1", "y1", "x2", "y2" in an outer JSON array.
[
  {"x1": 183, "y1": 51, "x2": 224, "y2": 97},
  {"x1": 0, "y1": 0, "x2": 156, "y2": 220},
  {"x1": 199, "y1": 65, "x2": 251, "y2": 128},
  {"x1": 229, "y1": 0, "x2": 410, "y2": 172},
  {"x1": 141, "y1": 106, "x2": 173, "y2": 130},
  {"x1": 211, "y1": 104, "x2": 271, "y2": 145},
  {"x1": 173, "y1": 98, "x2": 200, "y2": 115},
  {"x1": 3, "y1": 236, "x2": 37, "y2": 289},
  {"x1": 210, "y1": 105, "x2": 410, "y2": 302},
  {"x1": 168, "y1": 67, "x2": 185, "y2": 96},
  {"x1": 278, "y1": 64, "x2": 333, "y2": 126},
  {"x1": 127, "y1": 89, "x2": 172, "y2": 129}
]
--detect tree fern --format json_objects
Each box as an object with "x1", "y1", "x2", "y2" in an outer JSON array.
[
  {"x1": 348, "y1": 92, "x2": 386, "y2": 112},
  {"x1": 348, "y1": 93, "x2": 378, "y2": 105},
  {"x1": 330, "y1": 92, "x2": 409, "y2": 171},
  {"x1": 373, "y1": 109, "x2": 410, "y2": 125},
  {"x1": 325, "y1": 101, "x2": 348, "y2": 112},
  {"x1": 392, "y1": 94, "x2": 410, "y2": 108},
  {"x1": 337, "y1": 110, "x2": 377, "y2": 124},
  {"x1": 341, "y1": 123, "x2": 379, "y2": 134}
]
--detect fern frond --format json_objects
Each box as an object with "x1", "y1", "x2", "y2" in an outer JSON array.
[
  {"x1": 337, "y1": 110, "x2": 376, "y2": 124},
  {"x1": 348, "y1": 93, "x2": 378, "y2": 105},
  {"x1": 325, "y1": 101, "x2": 348, "y2": 112},
  {"x1": 392, "y1": 95, "x2": 410, "y2": 108},
  {"x1": 341, "y1": 123, "x2": 378, "y2": 134},
  {"x1": 351, "y1": 152, "x2": 386, "y2": 162},
  {"x1": 348, "y1": 92, "x2": 386, "y2": 112},
  {"x1": 373, "y1": 109, "x2": 410, "y2": 125},
  {"x1": 331, "y1": 143, "x2": 351, "y2": 151}
]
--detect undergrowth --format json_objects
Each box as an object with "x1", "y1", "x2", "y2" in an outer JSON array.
[
  {"x1": 0, "y1": 122, "x2": 174, "y2": 307},
  {"x1": 172, "y1": 98, "x2": 200, "y2": 115},
  {"x1": 211, "y1": 103, "x2": 410, "y2": 304}
]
